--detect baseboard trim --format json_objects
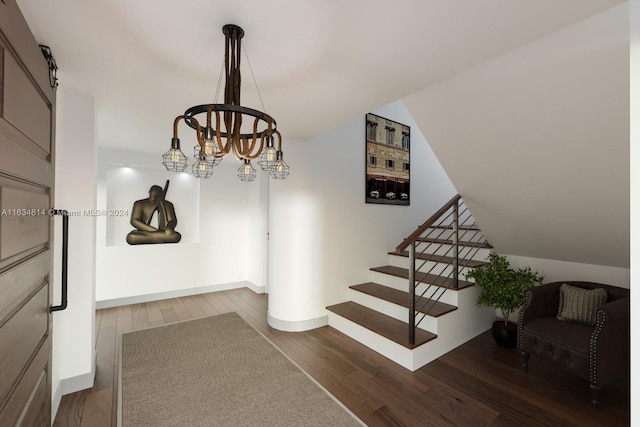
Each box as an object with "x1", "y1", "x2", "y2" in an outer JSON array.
[
  {"x1": 52, "y1": 350, "x2": 97, "y2": 420},
  {"x1": 62, "y1": 349, "x2": 96, "y2": 395},
  {"x1": 96, "y1": 281, "x2": 263, "y2": 309},
  {"x1": 61, "y1": 369, "x2": 94, "y2": 395},
  {"x1": 51, "y1": 382, "x2": 62, "y2": 422},
  {"x1": 245, "y1": 281, "x2": 266, "y2": 295},
  {"x1": 267, "y1": 312, "x2": 328, "y2": 332}
]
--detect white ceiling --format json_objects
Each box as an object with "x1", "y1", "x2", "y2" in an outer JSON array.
[
  {"x1": 404, "y1": 4, "x2": 629, "y2": 267},
  {"x1": 17, "y1": 0, "x2": 625, "y2": 154}
]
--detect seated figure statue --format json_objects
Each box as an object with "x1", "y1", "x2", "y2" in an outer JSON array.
[{"x1": 126, "y1": 181, "x2": 181, "y2": 245}]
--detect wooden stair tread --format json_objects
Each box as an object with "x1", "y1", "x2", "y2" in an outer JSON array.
[
  {"x1": 415, "y1": 237, "x2": 493, "y2": 249},
  {"x1": 388, "y1": 251, "x2": 486, "y2": 268},
  {"x1": 370, "y1": 265, "x2": 475, "y2": 290},
  {"x1": 350, "y1": 282, "x2": 457, "y2": 317},
  {"x1": 326, "y1": 301, "x2": 437, "y2": 349}
]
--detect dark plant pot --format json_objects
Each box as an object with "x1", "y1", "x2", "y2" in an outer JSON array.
[{"x1": 492, "y1": 320, "x2": 517, "y2": 348}]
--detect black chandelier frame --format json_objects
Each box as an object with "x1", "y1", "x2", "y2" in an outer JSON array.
[{"x1": 163, "y1": 23, "x2": 289, "y2": 180}]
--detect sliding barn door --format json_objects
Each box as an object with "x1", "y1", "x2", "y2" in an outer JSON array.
[{"x1": 0, "y1": 2, "x2": 56, "y2": 426}]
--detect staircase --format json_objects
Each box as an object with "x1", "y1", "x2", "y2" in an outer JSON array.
[{"x1": 327, "y1": 195, "x2": 496, "y2": 371}]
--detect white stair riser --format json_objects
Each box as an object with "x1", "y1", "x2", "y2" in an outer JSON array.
[
  {"x1": 387, "y1": 256, "x2": 474, "y2": 279},
  {"x1": 421, "y1": 229, "x2": 487, "y2": 244},
  {"x1": 368, "y1": 271, "x2": 459, "y2": 305},
  {"x1": 416, "y1": 283, "x2": 459, "y2": 306},
  {"x1": 328, "y1": 287, "x2": 495, "y2": 371},
  {"x1": 349, "y1": 289, "x2": 439, "y2": 333},
  {"x1": 413, "y1": 244, "x2": 491, "y2": 261},
  {"x1": 327, "y1": 312, "x2": 416, "y2": 370}
]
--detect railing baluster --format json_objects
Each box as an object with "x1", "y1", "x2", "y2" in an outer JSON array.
[
  {"x1": 399, "y1": 195, "x2": 489, "y2": 343},
  {"x1": 409, "y1": 241, "x2": 416, "y2": 345},
  {"x1": 453, "y1": 202, "x2": 459, "y2": 289}
]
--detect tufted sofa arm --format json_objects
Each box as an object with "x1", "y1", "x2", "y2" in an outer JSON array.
[
  {"x1": 518, "y1": 282, "x2": 562, "y2": 326},
  {"x1": 590, "y1": 297, "x2": 630, "y2": 386}
]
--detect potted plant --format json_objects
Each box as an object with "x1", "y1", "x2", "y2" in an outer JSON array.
[{"x1": 464, "y1": 252, "x2": 544, "y2": 348}]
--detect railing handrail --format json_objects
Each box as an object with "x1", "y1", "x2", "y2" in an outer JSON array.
[{"x1": 396, "y1": 194, "x2": 461, "y2": 253}]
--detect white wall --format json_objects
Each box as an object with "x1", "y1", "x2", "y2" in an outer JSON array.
[
  {"x1": 247, "y1": 173, "x2": 269, "y2": 291},
  {"x1": 507, "y1": 255, "x2": 630, "y2": 288},
  {"x1": 52, "y1": 87, "x2": 97, "y2": 415},
  {"x1": 267, "y1": 100, "x2": 457, "y2": 330},
  {"x1": 629, "y1": 0, "x2": 639, "y2": 419},
  {"x1": 95, "y1": 149, "x2": 264, "y2": 304}
]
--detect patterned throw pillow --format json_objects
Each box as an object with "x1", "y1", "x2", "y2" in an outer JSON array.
[{"x1": 557, "y1": 284, "x2": 608, "y2": 326}]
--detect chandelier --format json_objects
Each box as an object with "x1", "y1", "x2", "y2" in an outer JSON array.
[{"x1": 162, "y1": 24, "x2": 289, "y2": 181}]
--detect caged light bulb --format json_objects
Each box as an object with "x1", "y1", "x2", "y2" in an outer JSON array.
[
  {"x1": 171, "y1": 149, "x2": 181, "y2": 165},
  {"x1": 203, "y1": 139, "x2": 215, "y2": 156},
  {"x1": 269, "y1": 151, "x2": 289, "y2": 180}
]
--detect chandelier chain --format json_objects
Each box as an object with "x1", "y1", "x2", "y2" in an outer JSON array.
[
  {"x1": 243, "y1": 44, "x2": 267, "y2": 114},
  {"x1": 214, "y1": 57, "x2": 224, "y2": 103}
]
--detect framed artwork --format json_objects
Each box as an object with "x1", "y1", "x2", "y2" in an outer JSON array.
[{"x1": 365, "y1": 113, "x2": 410, "y2": 205}]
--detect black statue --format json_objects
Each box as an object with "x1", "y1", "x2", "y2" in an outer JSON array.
[{"x1": 126, "y1": 180, "x2": 181, "y2": 245}]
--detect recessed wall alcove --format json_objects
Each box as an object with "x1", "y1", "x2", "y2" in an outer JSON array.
[{"x1": 105, "y1": 164, "x2": 199, "y2": 246}]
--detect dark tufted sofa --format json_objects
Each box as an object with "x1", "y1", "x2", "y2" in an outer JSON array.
[{"x1": 517, "y1": 281, "x2": 629, "y2": 407}]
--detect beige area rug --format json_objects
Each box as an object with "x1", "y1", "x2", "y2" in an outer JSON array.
[{"x1": 119, "y1": 312, "x2": 363, "y2": 426}]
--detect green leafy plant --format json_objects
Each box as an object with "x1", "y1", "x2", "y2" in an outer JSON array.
[{"x1": 464, "y1": 252, "x2": 544, "y2": 325}]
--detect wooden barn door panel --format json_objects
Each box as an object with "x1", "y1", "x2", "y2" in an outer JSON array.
[{"x1": 0, "y1": 1, "x2": 56, "y2": 426}]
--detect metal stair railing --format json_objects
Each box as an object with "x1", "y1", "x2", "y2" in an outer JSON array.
[{"x1": 396, "y1": 195, "x2": 490, "y2": 345}]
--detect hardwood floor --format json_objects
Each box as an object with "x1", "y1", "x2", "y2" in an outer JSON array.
[{"x1": 53, "y1": 288, "x2": 629, "y2": 426}]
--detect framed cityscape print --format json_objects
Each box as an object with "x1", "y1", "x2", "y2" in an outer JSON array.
[{"x1": 365, "y1": 113, "x2": 410, "y2": 205}]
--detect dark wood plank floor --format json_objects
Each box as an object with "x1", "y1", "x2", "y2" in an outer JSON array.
[{"x1": 53, "y1": 288, "x2": 629, "y2": 426}]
